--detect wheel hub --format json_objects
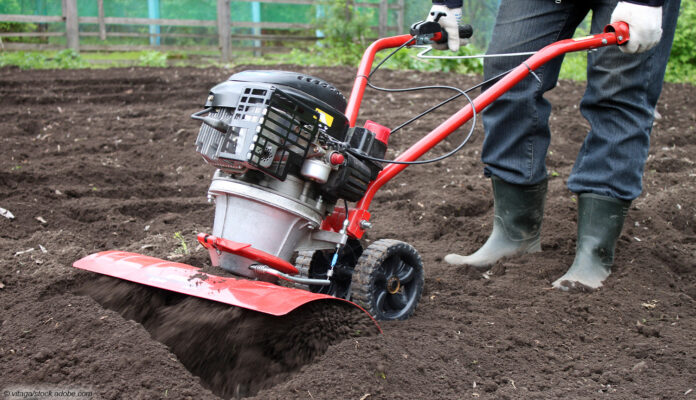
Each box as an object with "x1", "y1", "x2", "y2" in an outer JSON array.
[{"x1": 387, "y1": 276, "x2": 401, "y2": 294}]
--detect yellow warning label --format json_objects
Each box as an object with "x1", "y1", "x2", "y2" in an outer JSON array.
[{"x1": 315, "y1": 108, "x2": 334, "y2": 127}]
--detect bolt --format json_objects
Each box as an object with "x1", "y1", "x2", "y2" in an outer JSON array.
[
  {"x1": 360, "y1": 220, "x2": 373, "y2": 230},
  {"x1": 602, "y1": 38, "x2": 608, "y2": 45},
  {"x1": 617, "y1": 36, "x2": 623, "y2": 42}
]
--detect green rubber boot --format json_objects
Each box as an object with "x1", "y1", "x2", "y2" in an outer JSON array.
[
  {"x1": 444, "y1": 176, "x2": 547, "y2": 269},
  {"x1": 553, "y1": 193, "x2": 630, "y2": 291}
]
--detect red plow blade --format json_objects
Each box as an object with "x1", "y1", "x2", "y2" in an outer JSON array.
[{"x1": 73, "y1": 251, "x2": 379, "y2": 326}]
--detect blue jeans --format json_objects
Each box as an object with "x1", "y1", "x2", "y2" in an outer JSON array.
[{"x1": 481, "y1": 0, "x2": 680, "y2": 201}]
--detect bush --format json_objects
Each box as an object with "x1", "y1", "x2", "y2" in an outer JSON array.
[
  {"x1": 0, "y1": 22, "x2": 39, "y2": 43},
  {"x1": 52, "y1": 49, "x2": 89, "y2": 68},
  {"x1": 312, "y1": 0, "x2": 374, "y2": 66},
  {"x1": 665, "y1": 1, "x2": 696, "y2": 84},
  {"x1": 137, "y1": 51, "x2": 168, "y2": 67},
  {"x1": 0, "y1": 49, "x2": 88, "y2": 69}
]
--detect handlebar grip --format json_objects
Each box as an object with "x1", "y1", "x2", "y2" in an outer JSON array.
[
  {"x1": 437, "y1": 24, "x2": 474, "y2": 44},
  {"x1": 409, "y1": 20, "x2": 474, "y2": 45},
  {"x1": 459, "y1": 24, "x2": 473, "y2": 39}
]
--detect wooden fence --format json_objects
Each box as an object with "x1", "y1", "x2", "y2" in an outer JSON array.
[{"x1": 0, "y1": 0, "x2": 405, "y2": 60}]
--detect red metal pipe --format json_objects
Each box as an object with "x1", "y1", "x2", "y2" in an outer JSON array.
[
  {"x1": 345, "y1": 34, "x2": 415, "y2": 127},
  {"x1": 344, "y1": 22, "x2": 629, "y2": 238}
]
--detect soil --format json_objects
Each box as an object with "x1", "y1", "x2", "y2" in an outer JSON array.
[{"x1": 0, "y1": 64, "x2": 695, "y2": 400}]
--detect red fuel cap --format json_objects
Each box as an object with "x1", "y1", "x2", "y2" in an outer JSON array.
[{"x1": 364, "y1": 120, "x2": 391, "y2": 145}]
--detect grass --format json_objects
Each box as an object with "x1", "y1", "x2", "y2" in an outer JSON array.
[
  {"x1": 1, "y1": 46, "x2": 694, "y2": 85},
  {"x1": 558, "y1": 53, "x2": 588, "y2": 81},
  {"x1": 557, "y1": 51, "x2": 696, "y2": 85},
  {"x1": 0, "y1": 49, "x2": 217, "y2": 69}
]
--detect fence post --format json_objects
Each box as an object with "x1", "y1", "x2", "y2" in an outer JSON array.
[
  {"x1": 98, "y1": 0, "x2": 106, "y2": 40},
  {"x1": 397, "y1": 0, "x2": 405, "y2": 34},
  {"x1": 378, "y1": 0, "x2": 388, "y2": 37},
  {"x1": 148, "y1": 0, "x2": 161, "y2": 46},
  {"x1": 251, "y1": 2, "x2": 261, "y2": 57},
  {"x1": 217, "y1": 0, "x2": 231, "y2": 62},
  {"x1": 64, "y1": 0, "x2": 79, "y2": 51}
]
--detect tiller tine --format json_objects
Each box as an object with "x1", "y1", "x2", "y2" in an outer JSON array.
[{"x1": 73, "y1": 251, "x2": 380, "y2": 329}]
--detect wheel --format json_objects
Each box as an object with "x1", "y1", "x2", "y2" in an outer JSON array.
[
  {"x1": 351, "y1": 239, "x2": 424, "y2": 321},
  {"x1": 294, "y1": 238, "x2": 363, "y2": 299}
]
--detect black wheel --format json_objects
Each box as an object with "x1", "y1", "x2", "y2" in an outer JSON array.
[
  {"x1": 351, "y1": 239, "x2": 424, "y2": 321},
  {"x1": 294, "y1": 238, "x2": 363, "y2": 299}
]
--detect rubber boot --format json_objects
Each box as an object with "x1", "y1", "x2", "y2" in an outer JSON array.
[
  {"x1": 444, "y1": 176, "x2": 547, "y2": 269},
  {"x1": 553, "y1": 193, "x2": 630, "y2": 291}
]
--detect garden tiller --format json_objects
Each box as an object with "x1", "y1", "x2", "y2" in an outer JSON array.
[{"x1": 74, "y1": 21, "x2": 631, "y2": 326}]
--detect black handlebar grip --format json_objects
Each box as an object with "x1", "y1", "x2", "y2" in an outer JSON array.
[
  {"x1": 459, "y1": 24, "x2": 474, "y2": 39},
  {"x1": 435, "y1": 24, "x2": 474, "y2": 44}
]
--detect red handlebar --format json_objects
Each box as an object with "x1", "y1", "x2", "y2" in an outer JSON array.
[{"x1": 343, "y1": 22, "x2": 630, "y2": 239}]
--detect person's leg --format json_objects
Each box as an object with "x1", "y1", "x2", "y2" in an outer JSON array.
[
  {"x1": 446, "y1": 0, "x2": 589, "y2": 268},
  {"x1": 567, "y1": 0, "x2": 680, "y2": 199},
  {"x1": 481, "y1": 1, "x2": 589, "y2": 185},
  {"x1": 555, "y1": 0, "x2": 681, "y2": 290}
]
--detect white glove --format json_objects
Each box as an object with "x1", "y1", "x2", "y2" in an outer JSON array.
[
  {"x1": 426, "y1": 5, "x2": 462, "y2": 52},
  {"x1": 610, "y1": 1, "x2": 663, "y2": 54}
]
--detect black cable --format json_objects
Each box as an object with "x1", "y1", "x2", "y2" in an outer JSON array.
[
  {"x1": 389, "y1": 68, "x2": 514, "y2": 134},
  {"x1": 349, "y1": 41, "x2": 477, "y2": 165},
  {"x1": 346, "y1": 43, "x2": 520, "y2": 166},
  {"x1": 368, "y1": 37, "x2": 416, "y2": 80},
  {"x1": 343, "y1": 198, "x2": 349, "y2": 224},
  {"x1": 390, "y1": 92, "x2": 462, "y2": 134}
]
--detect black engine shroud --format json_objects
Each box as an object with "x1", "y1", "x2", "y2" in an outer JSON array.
[{"x1": 194, "y1": 70, "x2": 387, "y2": 202}]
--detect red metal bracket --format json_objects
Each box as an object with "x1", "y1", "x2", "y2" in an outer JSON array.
[
  {"x1": 320, "y1": 207, "x2": 371, "y2": 239},
  {"x1": 197, "y1": 233, "x2": 299, "y2": 275}
]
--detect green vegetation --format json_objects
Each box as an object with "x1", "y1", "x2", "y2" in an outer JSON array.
[
  {"x1": 137, "y1": 51, "x2": 168, "y2": 67},
  {"x1": 311, "y1": 0, "x2": 374, "y2": 66},
  {"x1": 0, "y1": 21, "x2": 39, "y2": 43},
  {"x1": 558, "y1": 3, "x2": 696, "y2": 84},
  {"x1": 269, "y1": 0, "x2": 483, "y2": 75},
  {"x1": 0, "y1": 49, "x2": 89, "y2": 69},
  {"x1": 173, "y1": 232, "x2": 189, "y2": 255},
  {"x1": 0, "y1": 49, "x2": 184, "y2": 69},
  {"x1": 665, "y1": 0, "x2": 696, "y2": 85},
  {"x1": 0, "y1": 0, "x2": 694, "y2": 84},
  {"x1": 558, "y1": 53, "x2": 588, "y2": 82}
]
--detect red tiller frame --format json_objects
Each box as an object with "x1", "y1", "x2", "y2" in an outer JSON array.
[{"x1": 340, "y1": 22, "x2": 630, "y2": 239}]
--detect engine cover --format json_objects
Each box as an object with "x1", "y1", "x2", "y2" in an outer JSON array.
[{"x1": 206, "y1": 71, "x2": 349, "y2": 141}]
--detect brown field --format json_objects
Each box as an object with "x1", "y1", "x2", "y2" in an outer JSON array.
[{"x1": 1, "y1": 65, "x2": 695, "y2": 399}]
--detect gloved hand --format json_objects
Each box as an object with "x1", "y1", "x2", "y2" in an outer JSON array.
[
  {"x1": 610, "y1": 1, "x2": 663, "y2": 54},
  {"x1": 426, "y1": 4, "x2": 463, "y2": 52}
]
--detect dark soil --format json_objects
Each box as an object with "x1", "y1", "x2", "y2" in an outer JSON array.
[{"x1": 1, "y1": 64, "x2": 695, "y2": 400}]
